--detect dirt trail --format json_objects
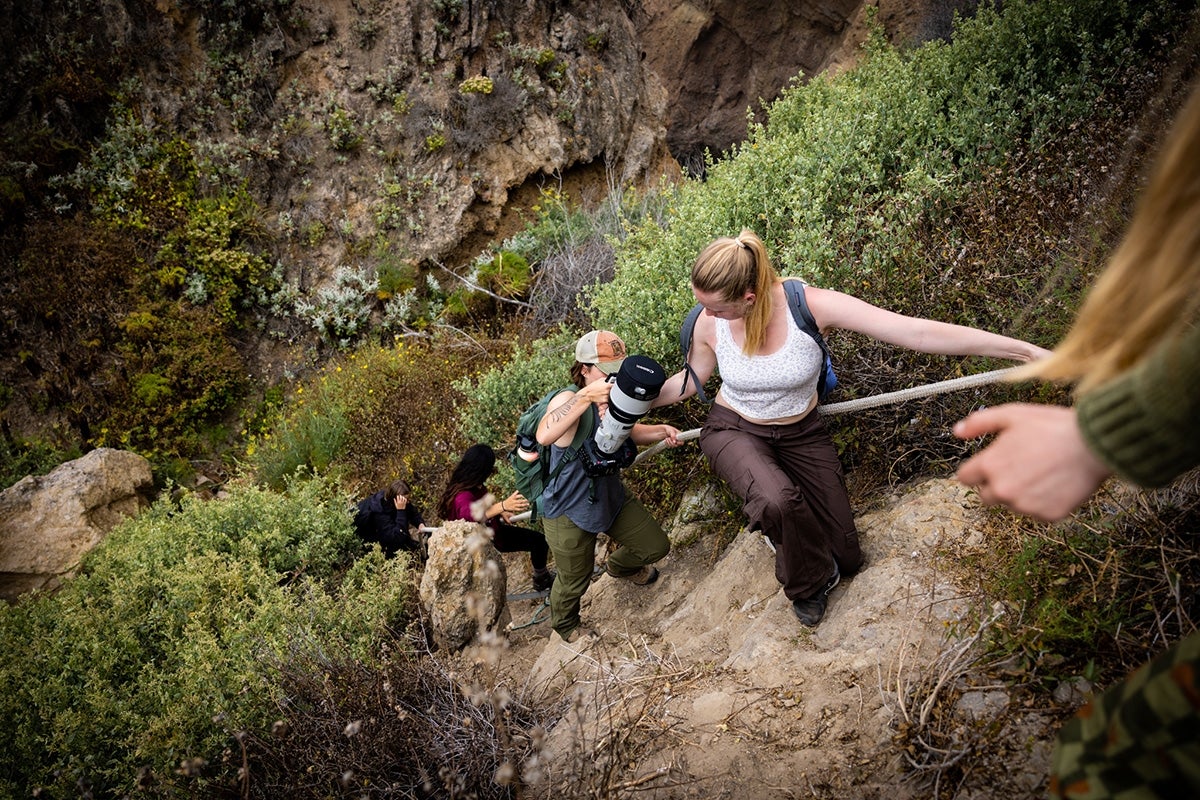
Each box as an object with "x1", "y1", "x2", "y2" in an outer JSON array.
[{"x1": 455, "y1": 478, "x2": 1064, "y2": 798}]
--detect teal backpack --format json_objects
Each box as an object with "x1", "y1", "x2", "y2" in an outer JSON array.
[
  {"x1": 678, "y1": 278, "x2": 838, "y2": 404},
  {"x1": 508, "y1": 388, "x2": 594, "y2": 521}
]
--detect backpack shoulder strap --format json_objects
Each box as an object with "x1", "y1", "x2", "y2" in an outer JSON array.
[
  {"x1": 782, "y1": 278, "x2": 832, "y2": 400},
  {"x1": 781, "y1": 278, "x2": 821, "y2": 340},
  {"x1": 679, "y1": 303, "x2": 712, "y2": 404}
]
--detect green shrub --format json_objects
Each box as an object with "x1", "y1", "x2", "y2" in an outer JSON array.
[
  {"x1": 245, "y1": 378, "x2": 350, "y2": 491},
  {"x1": 458, "y1": 75, "x2": 494, "y2": 95},
  {"x1": 444, "y1": 250, "x2": 534, "y2": 322},
  {"x1": 325, "y1": 104, "x2": 362, "y2": 152},
  {"x1": 0, "y1": 474, "x2": 413, "y2": 797},
  {"x1": 158, "y1": 184, "x2": 275, "y2": 325},
  {"x1": 376, "y1": 256, "x2": 419, "y2": 300},
  {"x1": 453, "y1": 327, "x2": 575, "y2": 453},
  {"x1": 0, "y1": 437, "x2": 81, "y2": 491},
  {"x1": 294, "y1": 266, "x2": 379, "y2": 349},
  {"x1": 96, "y1": 303, "x2": 250, "y2": 460},
  {"x1": 247, "y1": 337, "x2": 485, "y2": 500},
  {"x1": 425, "y1": 131, "x2": 447, "y2": 152},
  {"x1": 478, "y1": 249, "x2": 532, "y2": 296}
]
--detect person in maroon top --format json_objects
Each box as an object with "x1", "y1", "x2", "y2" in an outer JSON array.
[{"x1": 437, "y1": 443, "x2": 556, "y2": 592}]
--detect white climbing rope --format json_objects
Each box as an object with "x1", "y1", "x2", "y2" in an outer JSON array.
[
  {"x1": 632, "y1": 366, "x2": 1019, "y2": 464},
  {"x1": 817, "y1": 366, "x2": 1020, "y2": 416}
]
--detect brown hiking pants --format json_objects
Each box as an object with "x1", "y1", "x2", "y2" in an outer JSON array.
[{"x1": 699, "y1": 403, "x2": 863, "y2": 601}]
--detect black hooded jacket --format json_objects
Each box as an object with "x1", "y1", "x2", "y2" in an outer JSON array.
[{"x1": 353, "y1": 490, "x2": 425, "y2": 556}]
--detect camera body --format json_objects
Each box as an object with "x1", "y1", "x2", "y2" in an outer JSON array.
[
  {"x1": 580, "y1": 436, "x2": 638, "y2": 477},
  {"x1": 580, "y1": 354, "x2": 666, "y2": 476}
]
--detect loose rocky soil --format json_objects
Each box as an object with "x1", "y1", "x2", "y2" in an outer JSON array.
[{"x1": 451, "y1": 478, "x2": 1070, "y2": 799}]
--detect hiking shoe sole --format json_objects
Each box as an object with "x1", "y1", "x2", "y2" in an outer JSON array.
[{"x1": 555, "y1": 626, "x2": 597, "y2": 644}]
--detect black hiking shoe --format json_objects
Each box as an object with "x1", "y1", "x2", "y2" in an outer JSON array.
[
  {"x1": 532, "y1": 569, "x2": 556, "y2": 592},
  {"x1": 791, "y1": 566, "x2": 841, "y2": 627}
]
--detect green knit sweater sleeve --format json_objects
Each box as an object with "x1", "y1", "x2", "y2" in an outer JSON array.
[{"x1": 1076, "y1": 323, "x2": 1200, "y2": 487}]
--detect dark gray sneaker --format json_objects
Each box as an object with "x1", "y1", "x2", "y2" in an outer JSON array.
[
  {"x1": 791, "y1": 566, "x2": 841, "y2": 627},
  {"x1": 605, "y1": 565, "x2": 660, "y2": 585}
]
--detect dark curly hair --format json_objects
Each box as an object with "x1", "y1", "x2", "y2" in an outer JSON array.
[{"x1": 436, "y1": 444, "x2": 496, "y2": 519}]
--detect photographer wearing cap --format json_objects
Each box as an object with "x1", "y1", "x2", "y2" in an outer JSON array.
[{"x1": 536, "y1": 330, "x2": 681, "y2": 644}]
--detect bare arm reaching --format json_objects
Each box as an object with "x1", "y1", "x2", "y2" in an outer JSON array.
[{"x1": 805, "y1": 286, "x2": 1051, "y2": 362}]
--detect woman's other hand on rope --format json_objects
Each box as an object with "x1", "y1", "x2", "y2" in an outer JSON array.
[
  {"x1": 633, "y1": 422, "x2": 682, "y2": 448},
  {"x1": 497, "y1": 490, "x2": 529, "y2": 521},
  {"x1": 954, "y1": 404, "x2": 1113, "y2": 521}
]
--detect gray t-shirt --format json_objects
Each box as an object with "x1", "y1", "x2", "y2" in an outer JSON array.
[{"x1": 542, "y1": 406, "x2": 626, "y2": 531}]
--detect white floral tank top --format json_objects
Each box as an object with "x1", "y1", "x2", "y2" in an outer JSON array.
[{"x1": 714, "y1": 316, "x2": 823, "y2": 419}]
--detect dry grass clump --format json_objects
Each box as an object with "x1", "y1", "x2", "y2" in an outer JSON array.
[
  {"x1": 531, "y1": 637, "x2": 703, "y2": 797},
  {"x1": 881, "y1": 603, "x2": 1016, "y2": 798},
  {"x1": 196, "y1": 627, "x2": 709, "y2": 799},
  {"x1": 890, "y1": 471, "x2": 1200, "y2": 798},
  {"x1": 967, "y1": 472, "x2": 1200, "y2": 679},
  {"x1": 221, "y1": 632, "x2": 546, "y2": 799}
]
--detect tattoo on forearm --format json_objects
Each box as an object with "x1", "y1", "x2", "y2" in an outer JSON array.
[{"x1": 548, "y1": 396, "x2": 578, "y2": 426}]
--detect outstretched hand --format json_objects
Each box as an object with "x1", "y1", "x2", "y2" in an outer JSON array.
[
  {"x1": 953, "y1": 403, "x2": 1113, "y2": 521},
  {"x1": 503, "y1": 491, "x2": 529, "y2": 514}
]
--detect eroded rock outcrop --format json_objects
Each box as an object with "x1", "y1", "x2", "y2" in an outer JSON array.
[
  {"x1": 419, "y1": 519, "x2": 510, "y2": 652},
  {"x1": 0, "y1": 448, "x2": 153, "y2": 602},
  {"x1": 134, "y1": 1, "x2": 678, "y2": 271},
  {"x1": 638, "y1": 0, "x2": 971, "y2": 167}
]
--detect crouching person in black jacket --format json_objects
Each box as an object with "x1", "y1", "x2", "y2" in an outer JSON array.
[{"x1": 353, "y1": 479, "x2": 427, "y2": 558}]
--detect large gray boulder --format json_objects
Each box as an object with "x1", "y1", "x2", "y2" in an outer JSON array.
[
  {"x1": 419, "y1": 519, "x2": 510, "y2": 652},
  {"x1": 0, "y1": 448, "x2": 153, "y2": 602}
]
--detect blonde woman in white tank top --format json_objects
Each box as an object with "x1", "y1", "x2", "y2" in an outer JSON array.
[{"x1": 651, "y1": 229, "x2": 1050, "y2": 627}]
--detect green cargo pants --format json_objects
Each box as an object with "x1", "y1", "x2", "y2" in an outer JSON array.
[
  {"x1": 541, "y1": 495, "x2": 669, "y2": 640},
  {"x1": 1050, "y1": 630, "x2": 1200, "y2": 799}
]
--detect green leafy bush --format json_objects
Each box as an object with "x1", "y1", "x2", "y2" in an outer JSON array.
[
  {"x1": 458, "y1": 75, "x2": 495, "y2": 95},
  {"x1": 453, "y1": 327, "x2": 576, "y2": 454},
  {"x1": 376, "y1": 256, "x2": 419, "y2": 299},
  {"x1": 444, "y1": 250, "x2": 534, "y2": 322},
  {"x1": 96, "y1": 303, "x2": 250, "y2": 461},
  {"x1": 247, "y1": 337, "x2": 488, "y2": 501},
  {"x1": 245, "y1": 378, "x2": 350, "y2": 491},
  {"x1": 0, "y1": 474, "x2": 413, "y2": 797}
]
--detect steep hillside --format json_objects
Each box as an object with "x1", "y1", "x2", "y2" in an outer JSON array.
[
  {"x1": 454, "y1": 479, "x2": 1063, "y2": 798},
  {"x1": 0, "y1": 0, "x2": 677, "y2": 464}
]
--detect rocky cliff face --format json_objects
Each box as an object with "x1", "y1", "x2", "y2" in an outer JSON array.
[
  {"x1": 638, "y1": 0, "x2": 973, "y2": 170},
  {"x1": 2, "y1": 0, "x2": 953, "y2": 283},
  {"x1": 134, "y1": 0, "x2": 678, "y2": 274}
]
